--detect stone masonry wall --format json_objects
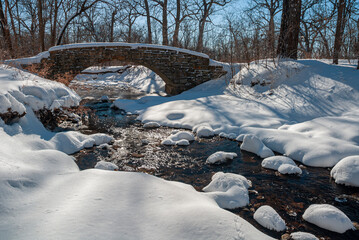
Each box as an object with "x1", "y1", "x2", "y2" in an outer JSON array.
[{"x1": 33, "y1": 45, "x2": 227, "y2": 95}]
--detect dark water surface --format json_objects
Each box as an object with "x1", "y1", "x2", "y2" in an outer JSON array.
[{"x1": 69, "y1": 90, "x2": 358, "y2": 240}]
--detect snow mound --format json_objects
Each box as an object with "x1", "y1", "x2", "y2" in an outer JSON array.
[
  {"x1": 100, "y1": 95, "x2": 110, "y2": 102},
  {"x1": 193, "y1": 124, "x2": 214, "y2": 138},
  {"x1": 94, "y1": 161, "x2": 119, "y2": 170},
  {"x1": 278, "y1": 164, "x2": 302, "y2": 175},
  {"x1": 143, "y1": 121, "x2": 161, "y2": 128},
  {"x1": 253, "y1": 205, "x2": 286, "y2": 232},
  {"x1": 290, "y1": 232, "x2": 319, "y2": 240},
  {"x1": 240, "y1": 134, "x2": 274, "y2": 158},
  {"x1": 261, "y1": 156, "x2": 296, "y2": 170},
  {"x1": 206, "y1": 151, "x2": 237, "y2": 164},
  {"x1": 331, "y1": 156, "x2": 359, "y2": 187},
  {"x1": 303, "y1": 204, "x2": 355, "y2": 233},
  {"x1": 202, "y1": 172, "x2": 251, "y2": 209},
  {"x1": 161, "y1": 131, "x2": 195, "y2": 146}
]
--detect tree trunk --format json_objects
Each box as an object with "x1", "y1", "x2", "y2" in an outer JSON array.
[
  {"x1": 268, "y1": 10, "x2": 275, "y2": 58},
  {"x1": 172, "y1": 0, "x2": 181, "y2": 47},
  {"x1": 162, "y1": 0, "x2": 168, "y2": 45},
  {"x1": 37, "y1": 0, "x2": 45, "y2": 51},
  {"x1": 109, "y1": 9, "x2": 116, "y2": 42},
  {"x1": 333, "y1": 0, "x2": 345, "y2": 65},
  {"x1": 4, "y1": 0, "x2": 18, "y2": 51},
  {"x1": 277, "y1": 0, "x2": 302, "y2": 59},
  {"x1": 50, "y1": 0, "x2": 59, "y2": 46},
  {"x1": 144, "y1": 0, "x2": 152, "y2": 44},
  {"x1": 0, "y1": 0, "x2": 13, "y2": 57}
]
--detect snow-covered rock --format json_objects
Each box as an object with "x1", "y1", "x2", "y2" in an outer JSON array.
[
  {"x1": 240, "y1": 134, "x2": 274, "y2": 158},
  {"x1": 330, "y1": 155, "x2": 359, "y2": 187},
  {"x1": 290, "y1": 232, "x2": 318, "y2": 240},
  {"x1": 261, "y1": 156, "x2": 296, "y2": 170},
  {"x1": 94, "y1": 160, "x2": 119, "y2": 170},
  {"x1": 176, "y1": 139, "x2": 190, "y2": 146},
  {"x1": 303, "y1": 204, "x2": 355, "y2": 233},
  {"x1": 161, "y1": 131, "x2": 195, "y2": 146},
  {"x1": 194, "y1": 124, "x2": 214, "y2": 138},
  {"x1": 278, "y1": 164, "x2": 302, "y2": 175},
  {"x1": 143, "y1": 121, "x2": 161, "y2": 128},
  {"x1": 206, "y1": 151, "x2": 237, "y2": 164},
  {"x1": 203, "y1": 172, "x2": 251, "y2": 209},
  {"x1": 253, "y1": 205, "x2": 286, "y2": 232}
]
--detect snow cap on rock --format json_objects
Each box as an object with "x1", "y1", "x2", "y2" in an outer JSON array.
[
  {"x1": 303, "y1": 204, "x2": 355, "y2": 233},
  {"x1": 253, "y1": 205, "x2": 286, "y2": 232},
  {"x1": 240, "y1": 134, "x2": 274, "y2": 158}
]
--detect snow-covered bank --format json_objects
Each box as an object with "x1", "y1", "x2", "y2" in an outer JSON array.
[
  {"x1": 73, "y1": 65, "x2": 165, "y2": 94},
  {"x1": 114, "y1": 59, "x2": 359, "y2": 169},
  {"x1": 0, "y1": 64, "x2": 272, "y2": 239}
]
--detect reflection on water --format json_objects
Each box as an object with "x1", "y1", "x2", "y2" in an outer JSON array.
[{"x1": 72, "y1": 99, "x2": 358, "y2": 240}]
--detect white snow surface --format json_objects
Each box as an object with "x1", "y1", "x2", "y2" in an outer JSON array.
[
  {"x1": 278, "y1": 164, "x2": 302, "y2": 175},
  {"x1": 261, "y1": 156, "x2": 297, "y2": 170},
  {"x1": 240, "y1": 134, "x2": 274, "y2": 158},
  {"x1": 253, "y1": 205, "x2": 287, "y2": 232},
  {"x1": 161, "y1": 131, "x2": 195, "y2": 146},
  {"x1": 74, "y1": 65, "x2": 165, "y2": 94},
  {"x1": 206, "y1": 151, "x2": 237, "y2": 164},
  {"x1": 330, "y1": 155, "x2": 359, "y2": 187},
  {"x1": 0, "y1": 64, "x2": 273, "y2": 240},
  {"x1": 143, "y1": 121, "x2": 161, "y2": 128},
  {"x1": 302, "y1": 204, "x2": 355, "y2": 233},
  {"x1": 193, "y1": 124, "x2": 215, "y2": 137},
  {"x1": 94, "y1": 160, "x2": 119, "y2": 170},
  {"x1": 290, "y1": 232, "x2": 319, "y2": 240},
  {"x1": 114, "y1": 59, "x2": 359, "y2": 167},
  {"x1": 202, "y1": 172, "x2": 251, "y2": 209},
  {"x1": 0, "y1": 64, "x2": 80, "y2": 114}
]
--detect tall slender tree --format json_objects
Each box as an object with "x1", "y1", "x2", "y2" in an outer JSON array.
[
  {"x1": 0, "y1": 0, "x2": 13, "y2": 57},
  {"x1": 277, "y1": 0, "x2": 302, "y2": 59},
  {"x1": 333, "y1": 0, "x2": 346, "y2": 64}
]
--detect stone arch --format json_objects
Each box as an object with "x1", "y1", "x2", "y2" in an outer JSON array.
[{"x1": 22, "y1": 43, "x2": 227, "y2": 95}]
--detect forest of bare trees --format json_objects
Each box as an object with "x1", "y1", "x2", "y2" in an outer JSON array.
[{"x1": 0, "y1": 0, "x2": 358, "y2": 66}]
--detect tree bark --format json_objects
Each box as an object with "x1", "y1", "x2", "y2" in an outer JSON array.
[
  {"x1": 50, "y1": 0, "x2": 59, "y2": 46},
  {"x1": 172, "y1": 0, "x2": 181, "y2": 47},
  {"x1": 0, "y1": 0, "x2": 13, "y2": 57},
  {"x1": 109, "y1": 9, "x2": 116, "y2": 42},
  {"x1": 144, "y1": 0, "x2": 152, "y2": 43},
  {"x1": 162, "y1": 0, "x2": 168, "y2": 45},
  {"x1": 37, "y1": 0, "x2": 45, "y2": 51},
  {"x1": 333, "y1": 0, "x2": 345, "y2": 64},
  {"x1": 277, "y1": 0, "x2": 302, "y2": 59}
]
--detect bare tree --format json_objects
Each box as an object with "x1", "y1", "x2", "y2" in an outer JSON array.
[
  {"x1": 333, "y1": 0, "x2": 346, "y2": 64},
  {"x1": 195, "y1": 0, "x2": 230, "y2": 52},
  {"x1": 277, "y1": 0, "x2": 302, "y2": 59},
  {"x1": 0, "y1": 0, "x2": 13, "y2": 57},
  {"x1": 56, "y1": 0, "x2": 100, "y2": 45}
]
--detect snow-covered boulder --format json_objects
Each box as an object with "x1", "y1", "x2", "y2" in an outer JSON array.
[
  {"x1": 278, "y1": 164, "x2": 302, "y2": 175},
  {"x1": 330, "y1": 156, "x2": 359, "y2": 187},
  {"x1": 240, "y1": 134, "x2": 274, "y2": 158},
  {"x1": 94, "y1": 160, "x2": 119, "y2": 170},
  {"x1": 290, "y1": 232, "x2": 318, "y2": 240},
  {"x1": 261, "y1": 156, "x2": 296, "y2": 170},
  {"x1": 206, "y1": 151, "x2": 237, "y2": 164},
  {"x1": 303, "y1": 204, "x2": 355, "y2": 233},
  {"x1": 161, "y1": 131, "x2": 195, "y2": 146},
  {"x1": 253, "y1": 205, "x2": 286, "y2": 232},
  {"x1": 194, "y1": 125, "x2": 214, "y2": 138},
  {"x1": 203, "y1": 172, "x2": 251, "y2": 209},
  {"x1": 143, "y1": 121, "x2": 161, "y2": 128},
  {"x1": 177, "y1": 139, "x2": 190, "y2": 146}
]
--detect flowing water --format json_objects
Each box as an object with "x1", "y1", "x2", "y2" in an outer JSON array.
[{"x1": 67, "y1": 81, "x2": 359, "y2": 240}]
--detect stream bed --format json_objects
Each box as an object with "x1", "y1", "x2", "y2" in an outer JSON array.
[{"x1": 66, "y1": 82, "x2": 358, "y2": 240}]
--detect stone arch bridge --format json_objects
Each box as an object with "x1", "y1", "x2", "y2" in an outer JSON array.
[{"x1": 19, "y1": 43, "x2": 227, "y2": 95}]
